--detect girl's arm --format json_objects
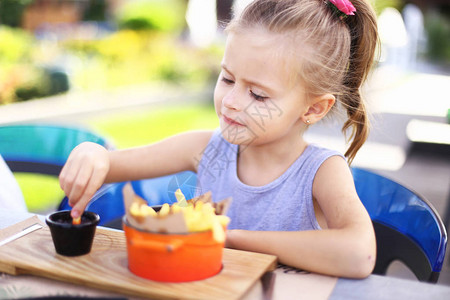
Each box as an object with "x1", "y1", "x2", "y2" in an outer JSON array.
[
  {"x1": 60, "y1": 130, "x2": 213, "y2": 218},
  {"x1": 107, "y1": 130, "x2": 212, "y2": 181},
  {"x1": 225, "y1": 156, "x2": 376, "y2": 278}
]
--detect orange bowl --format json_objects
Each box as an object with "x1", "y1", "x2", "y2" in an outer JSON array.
[{"x1": 122, "y1": 217, "x2": 224, "y2": 282}]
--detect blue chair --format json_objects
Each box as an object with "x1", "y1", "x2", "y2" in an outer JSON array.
[
  {"x1": 58, "y1": 171, "x2": 198, "y2": 227},
  {"x1": 0, "y1": 124, "x2": 113, "y2": 176},
  {"x1": 0, "y1": 124, "x2": 113, "y2": 211},
  {"x1": 352, "y1": 167, "x2": 448, "y2": 283}
]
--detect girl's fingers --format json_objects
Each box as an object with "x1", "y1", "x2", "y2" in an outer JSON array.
[
  {"x1": 60, "y1": 142, "x2": 110, "y2": 218},
  {"x1": 60, "y1": 146, "x2": 86, "y2": 194},
  {"x1": 70, "y1": 168, "x2": 107, "y2": 218},
  {"x1": 59, "y1": 162, "x2": 68, "y2": 190},
  {"x1": 60, "y1": 142, "x2": 96, "y2": 195},
  {"x1": 67, "y1": 161, "x2": 95, "y2": 205},
  {"x1": 60, "y1": 154, "x2": 85, "y2": 203},
  {"x1": 59, "y1": 154, "x2": 75, "y2": 191}
]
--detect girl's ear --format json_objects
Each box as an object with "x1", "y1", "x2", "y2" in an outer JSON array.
[{"x1": 301, "y1": 94, "x2": 335, "y2": 125}]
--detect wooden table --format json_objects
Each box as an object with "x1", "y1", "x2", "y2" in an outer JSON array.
[{"x1": 1, "y1": 211, "x2": 450, "y2": 300}]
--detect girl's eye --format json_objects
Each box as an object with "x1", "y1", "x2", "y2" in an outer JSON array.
[
  {"x1": 221, "y1": 76, "x2": 234, "y2": 85},
  {"x1": 250, "y1": 90, "x2": 268, "y2": 102}
]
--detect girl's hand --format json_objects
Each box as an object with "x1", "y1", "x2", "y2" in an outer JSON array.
[{"x1": 59, "y1": 142, "x2": 110, "y2": 218}]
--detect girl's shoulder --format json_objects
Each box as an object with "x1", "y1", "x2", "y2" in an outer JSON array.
[
  {"x1": 302, "y1": 144, "x2": 345, "y2": 168},
  {"x1": 305, "y1": 143, "x2": 343, "y2": 156},
  {"x1": 306, "y1": 144, "x2": 348, "y2": 177},
  {"x1": 301, "y1": 144, "x2": 349, "y2": 190},
  {"x1": 312, "y1": 153, "x2": 356, "y2": 201}
]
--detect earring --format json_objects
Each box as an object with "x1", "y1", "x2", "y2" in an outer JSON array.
[{"x1": 306, "y1": 119, "x2": 311, "y2": 125}]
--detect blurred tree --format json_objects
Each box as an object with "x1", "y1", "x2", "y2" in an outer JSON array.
[
  {"x1": 82, "y1": 0, "x2": 107, "y2": 21},
  {"x1": 425, "y1": 10, "x2": 450, "y2": 63},
  {"x1": 0, "y1": 0, "x2": 33, "y2": 27},
  {"x1": 116, "y1": 0, "x2": 187, "y2": 33}
]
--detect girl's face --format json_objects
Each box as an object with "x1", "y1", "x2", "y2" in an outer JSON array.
[{"x1": 214, "y1": 28, "x2": 310, "y2": 148}]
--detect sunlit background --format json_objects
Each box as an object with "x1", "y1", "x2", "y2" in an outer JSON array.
[
  {"x1": 0, "y1": 1, "x2": 447, "y2": 104},
  {"x1": 0, "y1": 0, "x2": 449, "y2": 226}
]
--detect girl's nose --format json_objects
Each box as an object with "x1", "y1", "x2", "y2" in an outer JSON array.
[{"x1": 222, "y1": 88, "x2": 242, "y2": 111}]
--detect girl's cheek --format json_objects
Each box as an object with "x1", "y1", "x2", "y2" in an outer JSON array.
[
  {"x1": 213, "y1": 85, "x2": 222, "y2": 108},
  {"x1": 213, "y1": 92, "x2": 223, "y2": 113},
  {"x1": 214, "y1": 83, "x2": 231, "y2": 111}
]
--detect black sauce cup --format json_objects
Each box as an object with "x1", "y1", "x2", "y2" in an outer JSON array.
[{"x1": 46, "y1": 210, "x2": 100, "y2": 256}]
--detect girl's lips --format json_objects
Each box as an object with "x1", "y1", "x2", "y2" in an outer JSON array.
[{"x1": 223, "y1": 115, "x2": 245, "y2": 126}]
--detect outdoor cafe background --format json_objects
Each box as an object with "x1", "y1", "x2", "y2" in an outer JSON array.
[{"x1": 0, "y1": 0, "x2": 449, "y2": 284}]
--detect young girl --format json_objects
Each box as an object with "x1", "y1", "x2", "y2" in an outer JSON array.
[{"x1": 60, "y1": 0, "x2": 379, "y2": 278}]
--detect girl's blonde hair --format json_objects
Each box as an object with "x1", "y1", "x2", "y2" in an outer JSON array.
[{"x1": 227, "y1": 0, "x2": 379, "y2": 164}]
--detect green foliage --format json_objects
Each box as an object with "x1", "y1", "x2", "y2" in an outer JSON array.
[
  {"x1": 63, "y1": 30, "x2": 222, "y2": 90},
  {"x1": 0, "y1": 26, "x2": 47, "y2": 103},
  {"x1": 0, "y1": 0, "x2": 222, "y2": 104},
  {"x1": 0, "y1": 0, "x2": 33, "y2": 27},
  {"x1": 82, "y1": 0, "x2": 108, "y2": 21},
  {"x1": 15, "y1": 77, "x2": 50, "y2": 102},
  {"x1": 0, "y1": 63, "x2": 69, "y2": 103},
  {"x1": 0, "y1": 25, "x2": 33, "y2": 63},
  {"x1": 116, "y1": 0, "x2": 187, "y2": 32},
  {"x1": 0, "y1": 25, "x2": 222, "y2": 103},
  {"x1": 424, "y1": 11, "x2": 450, "y2": 63},
  {"x1": 372, "y1": 0, "x2": 403, "y2": 15},
  {"x1": 15, "y1": 68, "x2": 69, "y2": 101}
]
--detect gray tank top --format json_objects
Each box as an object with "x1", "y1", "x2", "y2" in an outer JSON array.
[{"x1": 196, "y1": 129, "x2": 344, "y2": 231}]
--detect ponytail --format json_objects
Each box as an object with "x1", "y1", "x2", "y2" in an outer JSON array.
[{"x1": 340, "y1": 0, "x2": 379, "y2": 164}]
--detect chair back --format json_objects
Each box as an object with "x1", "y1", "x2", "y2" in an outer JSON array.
[
  {"x1": 0, "y1": 124, "x2": 112, "y2": 212},
  {"x1": 352, "y1": 167, "x2": 447, "y2": 283},
  {"x1": 0, "y1": 124, "x2": 112, "y2": 175}
]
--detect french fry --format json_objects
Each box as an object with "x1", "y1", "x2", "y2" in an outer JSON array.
[
  {"x1": 140, "y1": 205, "x2": 157, "y2": 217},
  {"x1": 72, "y1": 216, "x2": 81, "y2": 225},
  {"x1": 123, "y1": 182, "x2": 231, "y2": 240},
  {"x1": 217, "y1": 215, "x2": 230, "y2": 227},
  {"x1": 194, "y1": 200, "x2": 204, "y2": 211},
  {"x1": 212, "y1": 216, "x2": 225, "y2": 243},
  {"x1": 171, "y1": 202, "x2": 182, "y2": 214},
  {"x1": 202, "y1": 202, "x2": 215, "y2": 215},
  {"x1": 130, "y1": 202, "x2": 140, "y2": 215},
  {"x1": 175, "y1": 188, "x2": 188, "y2": 207},
  {"x1": 159, "y1": 203, "x2": 170, "y2": 217}
]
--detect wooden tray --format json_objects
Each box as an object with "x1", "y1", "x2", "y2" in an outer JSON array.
[{"x1": 0, "y1": 217, "x2": 277, "y2": 300}]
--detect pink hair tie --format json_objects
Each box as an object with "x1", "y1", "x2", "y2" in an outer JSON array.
[{"x1": 328, "y1": 0, "x2": 356, "y2": 17}]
